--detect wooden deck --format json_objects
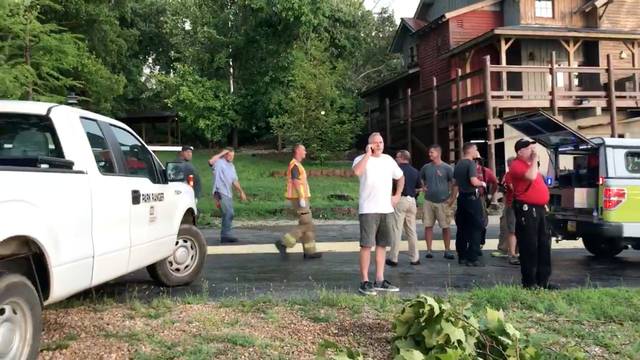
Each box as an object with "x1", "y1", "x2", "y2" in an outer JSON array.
[{"x1": 366, "y1": 52, "x2": 640, "y2": 172}]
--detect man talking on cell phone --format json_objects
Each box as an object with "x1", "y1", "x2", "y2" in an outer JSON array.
[{"x1": 509, "y1": 139, "x2": 558, "y2": 290}]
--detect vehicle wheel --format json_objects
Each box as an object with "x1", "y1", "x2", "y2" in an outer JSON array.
[
  {"x1": 0, "y1": 273, "x2": 41, "y2": 360},
  {"x1": 582, "y1": 236, "x2": 624, "y2": 258},
  {"x1": 147, "y1": 224, "x2": 207, "y2": 287}
]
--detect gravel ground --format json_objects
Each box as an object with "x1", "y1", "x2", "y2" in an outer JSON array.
[{"x1": 40, "y1": 303, "x2": 392, "y2": 359}]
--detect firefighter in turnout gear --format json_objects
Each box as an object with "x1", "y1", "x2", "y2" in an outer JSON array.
[{"x1": 275, "y1": 144, "x2": 322, "y2": 259}]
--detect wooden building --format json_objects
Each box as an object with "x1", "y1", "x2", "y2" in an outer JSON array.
[{"x1": 362, "y1": 0, "x2": 640, "y2": 175}]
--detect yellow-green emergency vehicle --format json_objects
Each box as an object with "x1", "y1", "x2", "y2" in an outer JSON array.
[{"x1": 504, "y1": 110, "x2": 640, "y2": 258}]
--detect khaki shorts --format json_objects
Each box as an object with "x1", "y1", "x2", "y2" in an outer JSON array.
[{"x1": 423, "y1": 200, "x2": 452, "y2": 229}]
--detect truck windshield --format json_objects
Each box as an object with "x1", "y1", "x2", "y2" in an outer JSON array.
[{"x1": 0, "y1": 113, "x2": 64, "y2": 160}]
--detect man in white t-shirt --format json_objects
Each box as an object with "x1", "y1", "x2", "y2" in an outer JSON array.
[{"x1": 352, "y1": 132, "x2": 404, "y2": 295}]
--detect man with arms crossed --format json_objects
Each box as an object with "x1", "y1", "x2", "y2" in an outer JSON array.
[
  {"x1": 420, "y1": 144, "x2": 456, "y2": 260},
  {"x1": 386, "y1": 150, "x2": 420, "y2": 267},
  {"x1": 353, "y1": 132, "x2": 404, "y2": 295}
]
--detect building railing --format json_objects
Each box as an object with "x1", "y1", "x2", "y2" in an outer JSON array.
[{"x1": 365, "y1": 52, "x2": 640, "y2": 171}]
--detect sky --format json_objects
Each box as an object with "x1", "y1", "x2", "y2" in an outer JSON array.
[{"x1": 363, "y1": 0, "x2": 420, "y2": 23}]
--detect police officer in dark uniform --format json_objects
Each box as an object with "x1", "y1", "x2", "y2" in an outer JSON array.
[
  {"x1": 453, "y1": 142, "x2": 488, "y2": 266},
  {"x1": 509, "y1": 139, "x2": 558, "y2": 289}
]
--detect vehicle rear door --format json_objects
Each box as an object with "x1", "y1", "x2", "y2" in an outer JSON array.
[
  {"x1": 602, "y1": 147, "x2": 640, "y2": 224},
  {"x1": 80, "y1": 118, "x2": 132, "y2": 286}
]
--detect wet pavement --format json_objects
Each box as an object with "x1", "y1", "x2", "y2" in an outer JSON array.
[{"x1": 77, "y1": 223, "x2": 640, "y2": 301}]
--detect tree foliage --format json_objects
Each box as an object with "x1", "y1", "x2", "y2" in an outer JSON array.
[
  {"x1": 1, "y1": 0, "x2": 400, "y2": 150},
  {"x1": 0, "y1": 0, "x2": 124, "y2": 108}
]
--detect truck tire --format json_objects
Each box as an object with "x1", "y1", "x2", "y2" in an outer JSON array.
[
  {"x1": 582, "y1": 236, "x2": 624, "y2": 258},
  {"x1": 0, "y1": 273, "x2": 42, "y2": 360},
  {"x1": 147, "y1": 224, "x2": 207, "y2": 287}
]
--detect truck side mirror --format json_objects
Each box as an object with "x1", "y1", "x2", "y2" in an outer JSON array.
[{"x1": 165, "y1": 162, "x2": 185, "y2": 182}]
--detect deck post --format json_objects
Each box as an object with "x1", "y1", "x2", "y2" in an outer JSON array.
[
  {"x1": 432, "y1": 76, "x2": 438, "y2": 145},
  {"x1": 407, "y1": 88, "x2": 412, "y2": 154},
  {"x1": 483, "y1": 56, "x2": 497, "y2": 174},
  {"x1": 456, "y1": 68, "x2": 463, "y2": 159},
  {"x1": 607, "y1": 54, "x2": 618, "y2": 138},
  {"x1": 551, "y1": 51, "x2": 559, "y2": 116},
  {"x1": 385, "y1": 97, "x2": 391, "y2": 144}
]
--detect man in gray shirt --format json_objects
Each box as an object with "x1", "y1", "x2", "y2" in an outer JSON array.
[
  {"x1": 208, "y1": 148, "x2": 247, "y2": 243},
  {"x1": 419, "y1": 145, "x2": 456, "y2": 260}
]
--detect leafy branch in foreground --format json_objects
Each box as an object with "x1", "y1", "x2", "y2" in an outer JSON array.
[{"x1": 392, "y1": 295, "x2": 585, "y2": 360}]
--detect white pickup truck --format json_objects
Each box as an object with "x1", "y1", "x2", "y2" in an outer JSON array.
[{"x1": 0, "y1": 101, "x2": 207, "y2": 359}]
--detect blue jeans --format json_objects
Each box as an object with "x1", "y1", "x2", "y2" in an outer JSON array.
[{"x1": 220, "y1": 194, "x2": 234, "y2": 238}]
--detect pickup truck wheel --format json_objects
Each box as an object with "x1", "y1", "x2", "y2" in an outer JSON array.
[
  {"x1": 147, "y1": 224, "x2": 207, "y2": 287},
  {"x1": 582, "y1": 236, "x2": 624, "y2": 258},
  {"x1": 0, "y1": 273, "x2": 41, "y2": 360}
]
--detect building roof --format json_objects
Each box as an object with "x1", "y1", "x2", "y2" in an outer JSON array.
[
  {"x1": 413, "y1": 0, "x2": 502, "y2": 36},
  {"x1": 403, "y1": 18, "x2": 427, "y2": 32},
  {"x1": 575, "y1": 0, "x2": 611, "y2": 14},
  {"x1": 444, "y1": 26, "x2": 640, "y2": 57},
  {"x1": 389, "y1": 18, "x2": 427, "y2": 53}
]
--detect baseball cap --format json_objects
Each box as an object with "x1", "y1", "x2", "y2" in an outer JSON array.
[
  {"x1": 514, "y1": 139, "x2": 536, "y2": 152},
  {"x1": 181, "y1": 145, "x2": 194, "y2": 152}
]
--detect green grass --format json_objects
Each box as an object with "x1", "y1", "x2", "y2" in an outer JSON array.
[
  {"x1": 156, "y1": 150, "x2": 360, "y2": 225},
  {"x1": 40, "y1": 332, "x2": 79, "y2": 352},
  {"x1": 51, "y1": 286, "x2": 640, "y2": 359},
  {"x1": 213, "y1": 286, "x2": 640, "y2": 358}
]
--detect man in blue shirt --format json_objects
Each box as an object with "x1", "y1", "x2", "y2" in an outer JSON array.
[
  {"x1": 386, "y1": 150, "x2": 421, "y2": 266},
  {"x1": 208, "y1": 148, "x2": 247, "y2": 243}
]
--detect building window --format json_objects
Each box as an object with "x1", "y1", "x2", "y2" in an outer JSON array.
[
  {"x1": 409, "y1": 46, "x2": 416, "y2": 63},
  {"x1": 535, "y1": 0, "x2": 553, "y2": 18}
]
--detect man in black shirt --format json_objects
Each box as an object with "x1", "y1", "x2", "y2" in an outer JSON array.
[
  {"x1": 453, "y1": 143, "x2": 487, "y2": 266},
  {"x1": 175, "y1": 145, "x2": 202, "y2": 200},
  {"x1": 386, "y1": 150, "x2": 421, "y2": 266}
]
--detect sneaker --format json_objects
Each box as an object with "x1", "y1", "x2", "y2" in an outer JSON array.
[
  {"x1": 508, "y1": 256, "x2": 520, "y2": 265},
  {"x1": 410, "y1": 260, "x2": 421, "y2": 265},
  {"x1": 458, "y1": 258, "x2": 466, "y2": 265},
  {"x1": 358, "y1": 281, "x2": 376, "y2": 296},
  {"x1": 466, "y1": 260, "x2": 485, "y2": 267},
  {"x1": 274, "y1": 241, "x2": 287, "y2": 255},
  {"x1": 443, "y1": 251, "x2": 455, "y2": 260},
  {"x1": 303, "y1": 252, "x2": 322, "y2": 260},
  {"x1": 373, "y1": 280, "x2": 399, "y2": 292},
  {"x1": 542, "y1": 283, "x2": 561, "y2": 290},
  {"x1": 425, "y1": 252, "x2": 434, "y2": 259},
  {"x1": 491, "y1": 251, "x2": 509, "y2": 258},
  {"x1": 385, "y1": 259, "x2": 398, "y2": 267},
  {"x1": 221, "y1": 236, "x2": 239, "y2": 243}
]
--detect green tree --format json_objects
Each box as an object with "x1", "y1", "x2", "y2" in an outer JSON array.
[
  {"x1": 40, "y1": 0, "x2": 173, "y2": 114},
  {"x1": 0, "y1": 0, "x2": 124, "y2": 109}
]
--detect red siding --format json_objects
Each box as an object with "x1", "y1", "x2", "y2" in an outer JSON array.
[
  {"x1": 449, "y1": 10, "x2": 503, "y2": 48},
  {"x1": 417, "y1": 24, "x2": 451, "y2": 89},
  {"x1": 416, "y1": 9, "x2": 503, "y2": 103}
]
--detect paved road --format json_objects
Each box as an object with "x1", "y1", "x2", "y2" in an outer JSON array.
[{"x1": 77, "y1": 224, "x2": 640, "y2": 301}]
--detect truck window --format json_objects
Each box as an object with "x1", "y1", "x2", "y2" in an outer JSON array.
[
  {"x1": 0, "y1": 113, "x2": 64, "y2": 159},
  {"x1": 81, "y1": 118, "x2": 117, "y2": 174},
  {"x1": 109, "y1": 125, "x2": 159, "y2": 183},
  {"x1": 626, "y1": 152, "x2": 640, "y2": 174}
]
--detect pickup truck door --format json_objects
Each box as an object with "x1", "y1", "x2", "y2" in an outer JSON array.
[
  {"x1": 80, "y1": 118, "x2": 132, "y2": 286},
  {"x1": 106, "y1": 125, "x2": 177, "y2": 272}
]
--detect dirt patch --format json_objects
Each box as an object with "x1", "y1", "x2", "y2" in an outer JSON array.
[{"x1": 40, "y1": 303, "x2": 392, "y2": 359}]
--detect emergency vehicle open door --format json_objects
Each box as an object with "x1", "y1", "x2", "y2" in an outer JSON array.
[{"x1": 501, "y1": 110, "x2": 596, "y2": 152}]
